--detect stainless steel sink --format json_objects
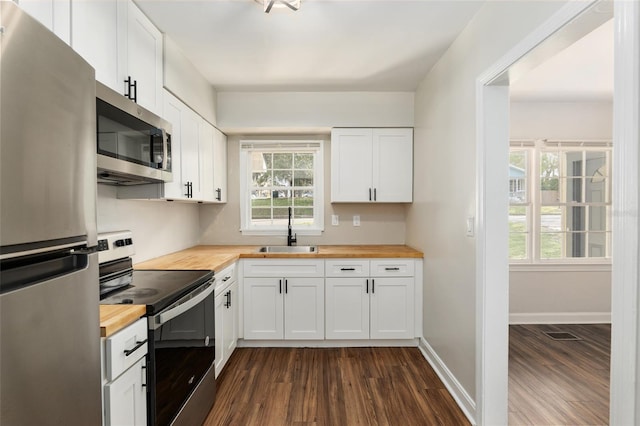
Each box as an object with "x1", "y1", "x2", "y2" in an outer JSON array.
[{"x1": 257, "y1": 245, "x2": 318, "y2": 254}]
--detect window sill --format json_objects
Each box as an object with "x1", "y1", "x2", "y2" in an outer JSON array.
[{"x1": 509, "y1": 263, "x2": 611, "y2": 272}]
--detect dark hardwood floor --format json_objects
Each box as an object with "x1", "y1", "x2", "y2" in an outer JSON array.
[
  {"x1": 204, "y1": 347, "x2": 470, "y2": 426},
  {"x1": 509, "y1": 324, "x2": 611, "y2": 425}
]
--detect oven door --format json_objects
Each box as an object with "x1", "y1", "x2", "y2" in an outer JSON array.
[{"x1": 148, "y1": 279, "x2": 215, "y2": 426}]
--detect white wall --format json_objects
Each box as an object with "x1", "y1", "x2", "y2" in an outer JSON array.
[
  {"x1": 199, "y1": 135, "x2": 408, "y2": 245},
  {"x1": 164, "y1": 37, "x2": 218, "y2": 125},
  {"x1": 511, "y1": 99, "x2": 613, "y2": 140},
  {"x1": 216, "y1": 91, "x2": 414, "y2": 134},
  {"x1": 510, "y1": 268, "x2": 611, "y2": 324},
  {"x1": 405, "y1": 0, "x2": 568, "y2": 407},
  {"x1": 97, "y1": 185, "x2": 200, "y2": 263}
]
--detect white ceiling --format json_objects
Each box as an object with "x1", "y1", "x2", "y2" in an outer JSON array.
[
  {"x1": 136, "y1": 0, "x2": 484, "y2": 92},
  {"x1": 136, "y1": 0, "x2": 612, "y2": 99},
  {"x1": 510, "y1": 19, "x2": 613, "y2": 102}
]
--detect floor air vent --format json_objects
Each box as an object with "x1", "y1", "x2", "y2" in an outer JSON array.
[{"x1": 543, "y1": 331, "x2": 582, "y2": 341}]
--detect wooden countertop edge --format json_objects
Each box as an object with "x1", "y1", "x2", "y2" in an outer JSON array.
[
  {"x1": 100, "y1": 305, "x2": 146, "y2": 338},
  {"x1": 134, "y1": 245, "x2": 423, "y2": 271}
]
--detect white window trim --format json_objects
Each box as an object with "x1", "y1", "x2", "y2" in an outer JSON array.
[
  {"x1": 239, "y1": 140, "x2": 324, "y2": 236},
  {"x1": 509, "y1": 139, "x2": 612, "y2": 265}
]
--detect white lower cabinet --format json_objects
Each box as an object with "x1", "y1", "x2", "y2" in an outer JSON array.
[
  {"x1": 102, "y1": 318, "x2": 147, "y2": 426},
  {"x1": 214, "y1": 263, "x2": 238, "y2": 378},
  {"x1": 325, "y1": 259, "x2": 415, "y2": 340},
  {"x1": 243, "y1": 259, "x2": 324, "y2": 340}
]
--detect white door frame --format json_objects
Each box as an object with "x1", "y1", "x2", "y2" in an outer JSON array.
[{"x1": 475, "y1": 1, "x2": 640, "y2": 424}]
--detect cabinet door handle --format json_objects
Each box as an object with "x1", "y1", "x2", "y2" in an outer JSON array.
[
  {"x1": 132, "y1": 79, "x2": 137, "y2": 103},
  {"x1": 385, "y1": 267, "x2": 400, "y2": 271},
  {"x1": 366, "y1": 279, "x2": 369, "y2": 294},
  {"x1": 372, "y1": 279, "x2": 375, "y2": 294},
  {"x1": 124, "y1": 340, "x2": 147, "y2": 357},
  {"x1": 374, "y1": 188, "x2": 377, "y2": 201},
  {"x1": 124, "y1": 76, "x2": 132, "y2": 99},
  {"x1": 340, "y1": 267, "x2": 355, "y2": 271},
  {"x1": 279, "y1": 279, "x2": 282, "y2": 294},
  {"x1": 285, "y1": 279, "x2": 288, "y2": 294},
  {"x1": 216, "y1": 188, "x2": 222, "y2": 201},
  {"x1": 369, "y1": 188, "x2": 372, "y2": 201},
  {"x1": 225, "y1": 290, "x2": 231, "y2": 308},
  {"x1": 141, "y1": 364, "x2": 146, "y2": 387}
]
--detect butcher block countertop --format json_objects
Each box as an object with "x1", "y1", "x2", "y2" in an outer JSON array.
[
  {"x1": 99, "y1": 305, "x2": 146, "y2": 338},
  {"x1": 134, "y1": 245, "x2": 423, "y2": 272}
]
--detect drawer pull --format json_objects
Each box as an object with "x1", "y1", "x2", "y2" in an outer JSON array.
[
  {"x1": 340, "y1": 267, "x2": 356, "y2": 271},
  {"x1": 385, "y1": 267, "x2": 400, "y2": 271},
  {"x1": 222, "y1": 276, "x2": 231, "y2": 282},
  {"x1": 124, "y1": 340, "x2": 147, "y2": 357}
]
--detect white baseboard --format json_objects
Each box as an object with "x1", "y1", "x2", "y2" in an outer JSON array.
[
  {"x1": 509, "y1": 312, "x2": 611, "y2": 324},
  {"x1": 418, "y1": 337, "x2": 476, "y2": 425},
  {"x1": 237, "y1": 338, "x2": 419, "y2": 348}
]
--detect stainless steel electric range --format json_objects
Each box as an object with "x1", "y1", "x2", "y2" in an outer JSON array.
[{"x1": 98, "y1": 231, "x2": 216, "y2": 426}]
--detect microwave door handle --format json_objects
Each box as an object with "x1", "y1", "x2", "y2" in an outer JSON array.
[{"x1": 156, "y1": 282, "x2": 214, "y2": 326}]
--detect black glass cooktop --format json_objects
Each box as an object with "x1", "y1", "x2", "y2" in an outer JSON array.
[{"x1": 100, "y1": 269, "x2": 214, "y2": 314}]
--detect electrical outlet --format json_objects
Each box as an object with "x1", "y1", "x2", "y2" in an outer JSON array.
[
  {"x1": 332, "y1": 215, "x2": 339, "y2": 226},
  {"x1": 353, "y1": 215, "x2": 360, "y2": 226}
]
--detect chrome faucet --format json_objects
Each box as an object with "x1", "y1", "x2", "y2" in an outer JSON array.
[{"x1": 287, "y1": 206, "x2": 297, "y2": 246}]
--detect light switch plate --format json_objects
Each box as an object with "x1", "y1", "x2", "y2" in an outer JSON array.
[
  {"x1": 466, "y1": 216, "x2": 475, "y2": 237},
  {"x1": 353, "y1": 215, "x2": 360, "y2": 226},
  {"x1": 332, "y1": 215, "x2": 339, "y2": 226}
]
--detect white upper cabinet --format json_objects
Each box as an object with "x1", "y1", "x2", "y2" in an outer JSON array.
[
  {"x1": 71, "y1": 0, "x2": 163, "y2": 115},
  {"x1": 212, "y1": 128, "x2": 228, "y2": 203},
  {"x1": 17, "y1": 0, "x2": 71, "y2": 44},
  {"x1": 331, "y1": 128, "x2": 413, "y2": 203},
  {"x1": 125, "y1": 1, "x2": 163, "y2": 115},
  {"x1": 199, "y1": 119, "x2": 215, "y2": 202}
]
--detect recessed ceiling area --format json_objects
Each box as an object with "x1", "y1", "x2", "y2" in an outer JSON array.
[{"x1": 135, "y1": 0, "x2": 484, "y2": 92}]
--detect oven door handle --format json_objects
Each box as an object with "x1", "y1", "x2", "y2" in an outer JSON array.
[{"x1": 156, "y1": 282, "x2": 214, "y2": 326}]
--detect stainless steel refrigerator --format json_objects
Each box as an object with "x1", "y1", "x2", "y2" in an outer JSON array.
[{"x1": 0, "y1": 3, "x2": 102, "y2": 424}]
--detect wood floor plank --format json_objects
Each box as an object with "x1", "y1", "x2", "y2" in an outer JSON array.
[
  {"x1": 509, "y1": 324, "x2": 611, "y2": 426},
  {"x1": 204, "y1": 347, "x2": 470, "y2": 426}
]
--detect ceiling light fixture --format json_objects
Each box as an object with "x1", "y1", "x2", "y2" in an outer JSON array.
[{"x1": 257, "y1": 0, "x2": 300, "y2": 13}]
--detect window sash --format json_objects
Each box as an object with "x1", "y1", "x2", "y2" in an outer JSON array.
[
  {"x1": 240, "y1": 140, "x2": 324, "y2": 234},
  {"x1": 509, "y1": 140, "x2": 612, "y2": 264}
]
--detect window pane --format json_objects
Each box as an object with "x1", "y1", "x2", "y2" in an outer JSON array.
[
  {"x1": 565, "y1": 177, "x2": 583, "y2": 202},
  {"x1": 294, "y1": 170, "x2": 313, "y2": 187},
  {"x1": 273, "y1": 153, "x2": 293, "y2": 169},
  {"x1": 252, "y1": 171, "x2": 272, "y2": 187},
  {"x1": 567, "y1": 206, "x2": 586, "y2": 232},
  {"x1": 294, "y1": 153, "x2": 313, "y2": 169},
  {"x1": 588, "y1": 232, "x2": 607, "y2": 257},
  {"x1": 589, "y1": 206, "x2": 607, "y2": 231},
  {"x1": 565, "y1": 151, "x2": 583, "y2": 177},
  {"x1": 586, "y1": 176, "x2": 607, "y2": 202},
  {"x1": 273, "y1": 207, "x2": 289, "y2": 219},
  {"x1": 540, "y1": 232, "x2": 562, "y2": 259},
  {"x1": 566, "y1": 232, "x2": 586, "y2": 257},
  {"x1": 271, "y1": 191, "x2": 291, "y2": 206},
  {"x1": 273, "y1": 170, "x2": 292, "y2": 187},
  {"x1": 251, "y1": 190, "x2": 271, "y2": 207},
  {"x1": 293, "y1": 190, "x2": 313, "y2": 206},
  {"x1": 540, "y1": 206, "x2": 562, "y2": 233},
  {"x1": 295, "y1": 207, "x2": 313, "y2": 218},
  {"x1": 509, "y1": 151, "x2": 527, "y2": 203},
  {"x1": 251, "y1": 208, "x2": 271, "y2": 221},
  {"x1": 251, "y1": 152, "x2": 272, "y2": 169},
  {"x1": 509, "y1": 233, "x2": 527, "y2": 260}
]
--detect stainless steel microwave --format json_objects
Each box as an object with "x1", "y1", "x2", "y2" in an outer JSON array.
[{"x1": 96, "y1": 82, "x2": 172, "y2": 185}]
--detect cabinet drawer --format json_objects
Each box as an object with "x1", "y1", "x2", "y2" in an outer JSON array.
[
  {"x1": 325, "y1": 260, "x2": 369, "y2": 277},
  {"x1": 243, "y1": 259, "x2": 324, "y2": 277},
  {"x1": 215, "y1": 262, "x2": 237, "y2": 293},
  {"x1": 105, "y1": 318, "x2": 148, "y2": 381},
  {"x1": 370, "y1": 259, "x2": 415, "y2": 277}
]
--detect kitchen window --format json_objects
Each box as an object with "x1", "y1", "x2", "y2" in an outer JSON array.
[
  {"x1": 509, "y1": 140, "x2": 612, "y2": 264},
  {"x1": 240, "y1": 140, "x2": 324, "y2": 235}
]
